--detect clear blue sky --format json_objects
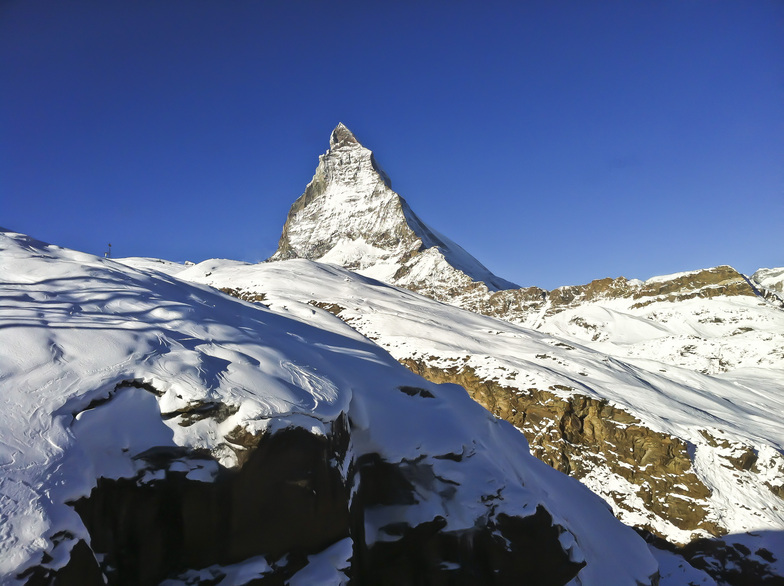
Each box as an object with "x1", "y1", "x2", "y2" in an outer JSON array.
[{"x1": 2, "y1": 1, "x2": 782, "y2": 289}]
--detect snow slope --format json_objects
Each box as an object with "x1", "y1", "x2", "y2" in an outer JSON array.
[
  {"x1": 753, "y1": 267, "x2": 784, "y2": 297},
  {"x1": 140, "y1": 256, "x2": 784, "y2": 574},
  {"x1": 534, "y1": 276, "x2": 784, "y2": 375},
  {"x1": 0, "y1": 230, "x2": 660, "y2": 584}
]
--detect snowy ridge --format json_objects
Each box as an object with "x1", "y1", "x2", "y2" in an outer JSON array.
[
  {"x1": 264, "y1": 126, "x2": 783, "y2": 384},
  {"x1": 0, "y1": 230, "x2": 660, "y2": 584},
  {"x1": 534, "y1": 286, "x2": 784, "y2": 375}
]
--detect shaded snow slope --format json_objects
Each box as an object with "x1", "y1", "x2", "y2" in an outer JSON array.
[
  {"x1": 1, "y1": 230, "x2": 659, "y2": 584},
  {"x1": 268, "y1": 123, "x2": 517, "y2": 292},
  {"x1": 156, "y1": 258, "x2": 784, "y2": 567}
]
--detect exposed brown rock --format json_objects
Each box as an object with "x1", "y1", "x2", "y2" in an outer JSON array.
[
  {"x1": 308, "y1": 300, "x2": 346, "y2": 316},
  {"x1": 400, "y1": 359, "x2": 722, "y2": 540},
  {"x1": 218, "y1": 287, "x2": 268, "y2": 306},
  {"x1": 698, "y1": 429, "x2": 759, "y2": 471},
  {"x1": 399, "y1": 264, "x2": 763, "y2": 324},
  {"x1": 330, "y1": 122, "x2": 359, "y2": 149}
]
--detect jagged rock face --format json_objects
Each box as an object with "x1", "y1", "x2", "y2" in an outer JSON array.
[
  {"x1": 271, "y1": 123, "x2": 419, "y2": 268},
  {"x1": 400, "y1": 359, "x2": 723, "y2": 541},
  {"x1": 28, "y1": 420, "x2": 585, "y2": 586},
  {"x1": 269, "y1": 123, "x2": 517, "y2": 291}
]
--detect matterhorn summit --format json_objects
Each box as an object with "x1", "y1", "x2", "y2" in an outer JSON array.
[{"x1": 269, "y1": 123, "x2": 517, "y2": 296}]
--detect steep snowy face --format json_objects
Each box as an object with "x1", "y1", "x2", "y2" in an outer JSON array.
[{"x1": 269, "y1": 123, "x2": 517, "y2": 290}]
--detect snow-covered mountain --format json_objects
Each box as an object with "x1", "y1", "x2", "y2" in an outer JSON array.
[
  {"x1": 1, "y1": 229, "x2": 665, "y2": 585},
  {"x1": 115, "y1": 124, "x2": 784, "y2": 584},
  {"x1": 269, "y1": 123, "x2": 518, "y2": 298},
  {"x1": 753, "y1": 267, "x2": 784, "y2": 298},
  {"x1": 267, "y1": 125, "x2": 784, "y2": 378},
  {"x1": 4, "y1": 126, "x2": 783, "y2": 585}
]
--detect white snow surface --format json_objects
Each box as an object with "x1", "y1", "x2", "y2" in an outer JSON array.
[
  {"x1": 0, "y1": 230, "x2": 658, "y2": 584},
  {"x1": 534, "y1": 291, "x2": 784, "y2": 375},
  {"x1": 155, "y1": 257, "x2": 784, "y2": 550}
]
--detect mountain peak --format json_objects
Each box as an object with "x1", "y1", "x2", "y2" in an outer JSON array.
[
  {"x1": 330, "y1": 122, "x2": 359, "y2": 149},
  {"x1": 269, "y1": 126, "x2": 518, "y2": 294}
]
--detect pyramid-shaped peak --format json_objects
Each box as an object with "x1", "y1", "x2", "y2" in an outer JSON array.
[
  {"x1": 270, "y1": 125, "x2": 519, "y2": 293},
  {"x1": 330, "y1": 123, "x2": 360, "y2": 149}
]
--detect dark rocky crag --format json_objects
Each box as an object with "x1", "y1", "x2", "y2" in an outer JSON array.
[{"x1": 22, "y1": 412, "x2": 586, "y2": 586}]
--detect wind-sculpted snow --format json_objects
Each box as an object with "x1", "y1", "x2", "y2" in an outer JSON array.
[{"x1": 0, "y1": 230, "x2": 660, "y2": 584}]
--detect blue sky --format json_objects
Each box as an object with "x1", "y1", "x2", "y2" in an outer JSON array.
[{"x1": 2, "y1": 1, "x2": 782, "y2": 289}]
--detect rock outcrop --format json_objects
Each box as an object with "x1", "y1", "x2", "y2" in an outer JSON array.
[
  {"x1": 400, "y1": 359, "x2": 722, "y2": 540},
  {"x1": 25, "y1": 420, "x2": 586, "y2": 586},
  {"x1": 444, "y1": 265, "x2": 764, "y2": 325}
]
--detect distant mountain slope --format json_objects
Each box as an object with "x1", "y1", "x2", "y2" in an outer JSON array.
[
  {"x1": 0, "y1": 230, "x2": 662, "y2": 585},
  {"x1": 527, "y1": 266, "x2": 784, "y2": 375},
  {"x1": 140, "y1": 255, "x2": 784, "y2": 585},
  {"x1": 753, "y1": 267, "x2": 784, "y2": 297}
]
